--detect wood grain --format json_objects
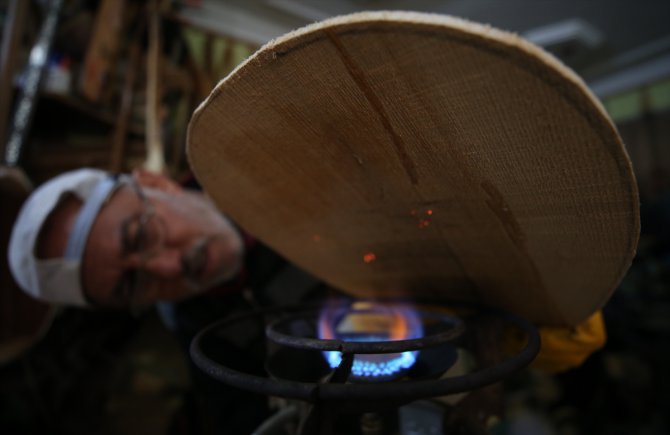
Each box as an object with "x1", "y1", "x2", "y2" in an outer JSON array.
[{"x1": 187, "y1": 12, "x2": 639, "y2": 326}]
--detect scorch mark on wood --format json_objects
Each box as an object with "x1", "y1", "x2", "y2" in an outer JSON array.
[
  {"x1": 480, "y1": 180, "x2": 526, "y2": 251},
  {"x1": 480, "y1": 180, "x2": 564, "y2": 322},
  {"x1": 324, "y1": 29, "x2": 419, "y2": 185}
]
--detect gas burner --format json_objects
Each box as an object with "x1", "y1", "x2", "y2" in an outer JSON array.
[
  {"x1": 318, "y1": 301, "x2": 426, "y2": 381},
  {"x1": 190, "y1": 301, "x2": 540, "y2": 434},
  {"x1": 265, "y1": 301, "x2": 464, "y2": 384}
]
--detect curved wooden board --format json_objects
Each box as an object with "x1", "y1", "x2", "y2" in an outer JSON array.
[{"x1": 187, "y1": 12, "x2": 639, "y2": 326}]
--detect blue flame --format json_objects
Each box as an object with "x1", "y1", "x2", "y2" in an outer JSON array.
[
  {"x1": 319, "y1": 301, "x2": 423, "y2": 379},
  {"x1": 324, "y1": 349, "x2": 419, "y2": 378}
]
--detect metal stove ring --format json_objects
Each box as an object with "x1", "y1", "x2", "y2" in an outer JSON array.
[
  {"x1": 189, "y1": 303, "x2": 540, "y2": 403},
  {"x1": 265, "y1": 308, "x2": 465, "y2": 354}
]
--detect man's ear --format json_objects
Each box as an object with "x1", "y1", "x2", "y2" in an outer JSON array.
[{"x1": 131, "y1": 169, "x2": 182, "y2": 194}]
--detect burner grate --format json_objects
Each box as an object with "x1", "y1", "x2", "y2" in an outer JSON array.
[{"x1": 189, "y1": 302, "x2": 540, "y2": 403}]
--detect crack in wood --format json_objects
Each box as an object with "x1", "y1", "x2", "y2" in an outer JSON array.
[{"x1": 324, "y1": 29, "x2": 419, "y2": 185}]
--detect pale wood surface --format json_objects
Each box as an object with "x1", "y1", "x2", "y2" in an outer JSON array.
[{"x1": 187, "y1": 12, "x2": 639, "y2": 326}]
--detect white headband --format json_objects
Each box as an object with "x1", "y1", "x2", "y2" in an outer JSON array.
[{"x1": 8, "y1": 169, "x2": 123, "y2": 306}]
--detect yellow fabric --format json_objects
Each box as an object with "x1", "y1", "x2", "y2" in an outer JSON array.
[{"x1": 530, "y1": 311, "x2": 607, "y2": 373}]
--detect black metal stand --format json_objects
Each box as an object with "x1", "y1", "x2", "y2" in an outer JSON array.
[{"x1": 190, "y1": 301, "x2": 541, "y2": 434}]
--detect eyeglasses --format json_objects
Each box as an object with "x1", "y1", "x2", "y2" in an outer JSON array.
[{"x1": 112, "y1": 178, "x2": 166, "y2": 306}]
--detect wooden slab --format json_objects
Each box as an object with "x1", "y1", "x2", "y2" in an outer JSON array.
[{"x1": 187, "y1": 12, "x2": 639, "y2": 326}]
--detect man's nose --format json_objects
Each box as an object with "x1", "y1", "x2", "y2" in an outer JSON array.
[{"x1": 140, "y1": 249, "x2": 184, "y2": 278}]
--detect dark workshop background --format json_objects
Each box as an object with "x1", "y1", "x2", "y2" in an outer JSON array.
[{"x1": 1, "y1": 1, "x2": 670, "y2": 434}]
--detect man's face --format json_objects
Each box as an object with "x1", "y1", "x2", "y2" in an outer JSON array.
[{"x1": 41, "y1": 171, "x2": 244, "y2": 307}]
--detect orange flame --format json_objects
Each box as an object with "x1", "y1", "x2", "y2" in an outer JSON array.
[{"x1": 319, "y1": 301, "x2": 418, "y2": 342}]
